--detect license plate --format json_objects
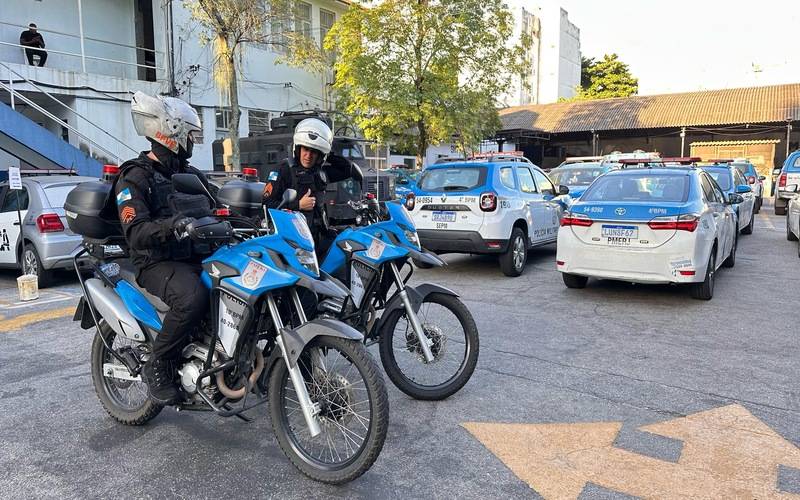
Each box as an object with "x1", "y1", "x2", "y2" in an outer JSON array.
[
  {"x1": 601, "y1": 225, "x2": 638, "y2": 239},
  {"x1": 432, "y1": 211, "x2": 456, "y2": 223}
]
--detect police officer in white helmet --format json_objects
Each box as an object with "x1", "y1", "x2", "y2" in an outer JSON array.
[
  {"x1": 115, "y1": 91, "x2": 210, "y2": 405},
  {"x1": 263, "y1": 117, "x2": 362, "y2": 257}
]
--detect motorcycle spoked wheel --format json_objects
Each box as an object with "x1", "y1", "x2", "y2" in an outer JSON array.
[
  {"x1": 378, "y1": 292, "x2": 479, "y2": 400},
  {"x1": 91, "y1": 322, "x2": 163, "y2": 425},
  {"x1": 269, "y1": 336, "x2": 388, "y2": 484}
]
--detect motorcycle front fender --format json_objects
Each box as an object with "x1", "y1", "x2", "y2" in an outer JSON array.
[
  {"x1": 407, "y1": 248, "x2": 445, "y2": 266},
  {"x1": 370, "y1": 282, "x2": 459, "y2": 337},
  {"x1": 280, "y1": 318, "x2": 364, "y2": 368}
]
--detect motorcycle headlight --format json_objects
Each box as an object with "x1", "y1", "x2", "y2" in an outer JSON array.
[
  {"x1": 404, "y1": 228, "x2": 420, "y2": 249},
  {"x1": 295, "y1": 248, "x2": 319, "y2": 276}
]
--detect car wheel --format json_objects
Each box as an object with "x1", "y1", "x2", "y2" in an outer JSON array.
[
  {"x1": 562, "y1": 273, "x2": 588, "y2": 289},
  {"x1": 741, "y1": 211, "x2": 754, "y2": 235},
  {"x1": 788, "y1": 216, "x2": 798, "y2": 241},
  {"x1": 754, "y1": 197, "x2": 762, "y2": 214},
  {"x1": 499, "y1": 228, "x2": 527, "y2": 277},
  {"x1": 775, "y1": 202, "x2": 787, "y2": 216},
  {"x1": 21, "y1": 245, "x2": 53, "y2": 288},
  {"x1": 690, "y1": 248, "x2": 715, "y2": 300},
  {"x1": 723, "y1": 234, "x2": 736, "y2": 268}
]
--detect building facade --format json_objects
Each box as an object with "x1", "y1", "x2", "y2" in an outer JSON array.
[
  {"x1": 0, "y1": 0, "x2": 347, "y2": 171},
  {"x1": 502, "y1": 3, "x2": 581, "y2": 107}
]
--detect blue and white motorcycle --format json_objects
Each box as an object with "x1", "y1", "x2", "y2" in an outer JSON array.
[
  {"x1": 317, "y1": 196, "x2": 479, "y2": 400},
  {"x1": 68, "y1": 175, "x2": 388, "y2": 484}
]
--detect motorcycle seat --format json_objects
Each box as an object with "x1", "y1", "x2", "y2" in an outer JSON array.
[{"x1": 115, "y1": 260, "x2": 171, "y2": 313}]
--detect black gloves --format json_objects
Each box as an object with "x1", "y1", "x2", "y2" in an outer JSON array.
[{"x1": 172, "y1": 216, "x2": 196, "y2": 240}]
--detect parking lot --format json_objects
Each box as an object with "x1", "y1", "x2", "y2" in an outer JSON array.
[{"x1": 1, "y1": 203, "x2": 798, "y2": 499}]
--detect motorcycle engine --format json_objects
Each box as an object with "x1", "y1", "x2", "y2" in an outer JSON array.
[{"x1": 178, "y1": 359, "x2": 208, "y2": 393}]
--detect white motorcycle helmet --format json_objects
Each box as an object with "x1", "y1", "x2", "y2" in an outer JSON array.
[
  {"x1": 131, "y1": 91, "x2": 201, "y2": 154},
  {"x1": 293, "y1": 118, "x2": 333, "y2": 163}
]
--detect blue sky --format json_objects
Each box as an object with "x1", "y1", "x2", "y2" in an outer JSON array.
[{"x1": 538, "y1": 0, "x2": 800, "y2": 95}]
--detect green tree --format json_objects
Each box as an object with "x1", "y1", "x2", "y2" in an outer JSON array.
[
  {"x1": 325, "y1": 0, "x2": 528, "y2": 167},
  {"x1": 571, "y1": 53, "x2": 638, "y2": 101},
  {"x1": 185, "y1": 0, "x2": 322, "y2": 170}
]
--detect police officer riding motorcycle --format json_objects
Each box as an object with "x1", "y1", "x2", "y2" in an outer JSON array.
[
  {"x1": 262, "y1": 118, "x2": 362, "y2": 257},
  {"x1": 114, "y1": 91, "x2": 209, "y2": 405}
]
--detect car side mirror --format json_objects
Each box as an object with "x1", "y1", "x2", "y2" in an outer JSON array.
[
  {"x1": 758, "y1": 176, "x2": 766, "y2": 181},
  {"x1": 735, "y1": 185, "x2": 752, "y2": 194},
  {"x1": 558, "y1": 185, "x2": 570, "y2": 195},
  {"x1": 398, "y1": 178, "x2": 409, "y2": 185},
  {"x1": 727, "y1": 193, "x2": 744, "y2": 204},
  {"x1": 773, "y1": 168, "x2": 782, "y2": 176},
  {"x1": 277, "y1": 188, "x2": 297, "y2": 209}
]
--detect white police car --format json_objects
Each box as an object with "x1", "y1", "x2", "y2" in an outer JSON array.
[
  {"x1": 556, "y1": 167, "x2": 740, "y2": 300},
  {"x1": 407, "y1": 154, "x2": 568, "y2": 277}
]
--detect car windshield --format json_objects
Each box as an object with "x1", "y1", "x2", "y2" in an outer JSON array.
[
  {"x1": 731, "y1": 163, "x2": 753, "y2": 176},
  {"x1": 43, "y1": 183, "x2": 81, "y2": 208},
  {"x1": 418, "y1": 167, "x2": 486, "y2": 192},
  {"x1": 701, "y1": 168, "x2": 732, "y2": 190},
  {"x1": 582, "y1": 174, "x2": 689, "y2": 202},
  {"x1": 549, "y1": 165, "x2": 604, "y2": 186}
]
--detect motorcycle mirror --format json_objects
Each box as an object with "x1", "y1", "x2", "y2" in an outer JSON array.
[
  {"x1": 173, "y1": 173, "x2": 216, "y2": 205},
  {"x1": 277, "y1": 188, "x2": 298, "y2": 209},
  {"x1": 351, "y1": 163, "x2": 364, "y2": 183}
]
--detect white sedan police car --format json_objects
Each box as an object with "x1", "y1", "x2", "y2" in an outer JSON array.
[
  {"x1": 556, "y1": 168, "x2": 741, "y2": 300},
  {"x1": 408, "y1": 155, "x2": 567, "y2": 277}
]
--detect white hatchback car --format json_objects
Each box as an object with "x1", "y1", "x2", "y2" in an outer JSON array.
[
  {"x1": 408, "y1": 155, "x2": 568, "y2": 277},
  {"x1": 556, "y1": 167, "x2": 741, "y2": 300},
  {"x1": 785, "y1": 184, "x2": 800, "y2": 257}
]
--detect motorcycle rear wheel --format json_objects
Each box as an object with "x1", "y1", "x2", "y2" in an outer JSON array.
[
  {"x1": 379, "y1": 292, "x2": 479, "y2": 400},
  {"x1": 91, "y1": 322, "x2": 162, "y2": 425},
  {"x1": 269, "y1": 336, "x2": 388, "y2": 484}
]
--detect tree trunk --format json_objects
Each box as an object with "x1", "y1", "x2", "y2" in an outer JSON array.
[
  {"x1": 416, "y1": 119, "x2": 427, "y2": 170},
  {"x1": 227, "y1": 53, "x2": 241, "y2": 172}
]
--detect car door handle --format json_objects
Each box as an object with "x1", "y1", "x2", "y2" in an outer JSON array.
[{"x1": 13, "y1": 221, "x2": 20, "y2": 226}]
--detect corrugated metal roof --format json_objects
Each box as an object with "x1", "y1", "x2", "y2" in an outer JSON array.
[
  {"x1": 690, "y1": 139, "x2": 781, "y2": 146},
  {"x1": 499, "y1": 83, "x2": 800, "y2": 134}
]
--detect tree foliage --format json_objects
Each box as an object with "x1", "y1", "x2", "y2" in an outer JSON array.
[
  {"x1": 185, "y1": 0, "x2": 323, "y2": 170},
  {"x1": 325, "y1": 0, "x2": 528, "y2": 167},
  {"x1": 570, "y1": 53, "x2": 638, "y2": 101}
]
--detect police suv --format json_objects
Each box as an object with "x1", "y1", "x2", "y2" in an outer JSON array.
[{"x1": 406, "y1": 154, "x2": 567, "y2": 277}]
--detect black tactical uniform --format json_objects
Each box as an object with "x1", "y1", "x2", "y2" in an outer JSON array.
[
  {"x1": 263, "y1": 153, "x2": 355, "y2": 257},
  {"x1": 115, "y1": 152, "x2": 210, "y2": 362}
]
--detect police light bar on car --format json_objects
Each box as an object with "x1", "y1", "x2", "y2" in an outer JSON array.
[
  {"x1": 471, "y1": 151, "x2": 524, "y2": 159},
  {"x1": 659, "y1": 157, "x2": 702, "y2": 165}
]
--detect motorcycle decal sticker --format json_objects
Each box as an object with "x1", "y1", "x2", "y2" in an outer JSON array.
[
  {"x1": 350, "y1": 263, "x2": 367, "y2": 307},
  {"x1": 263, "y1": 182, "x2": 273, "y2": 197},
  {"x1": 366, "y1": 238, "x2": 386, "y2": 260},
  {"x1": 268, "y1": 171, "x2": 279, "y2": 181},
  {"x1": 218, "y1": 293, "x2": 247, "y2": 355},
  {"x1": 292, "y1": 217, "x2": 313, "y2": 243},
  {"x1": 241, "y1": 260, "x2": 268, "y2": 288},
  {"x1": 116, "y1": 188, "x2": 132, "y2": 205},
  {"x1": 120, "y1": 206, "x2": 136, "y2": 224}
]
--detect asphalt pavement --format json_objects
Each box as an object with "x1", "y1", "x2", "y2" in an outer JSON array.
[{"x1": 0, "y1": 204, "x2": 798, "y2": 499}]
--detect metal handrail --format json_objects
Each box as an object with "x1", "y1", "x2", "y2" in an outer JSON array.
[
  {"x1": 0, "y1": 80, "x2": 122, "y2": 163},
  {"x1": 0, "y1": 20, "x2": 164, "y2": 55},
  {"x1": 0, "y1": 62, "x2": 138, "y2": 161},
  {"x1": 0, "y1": 41, "x2": 164, "y2": 74}
]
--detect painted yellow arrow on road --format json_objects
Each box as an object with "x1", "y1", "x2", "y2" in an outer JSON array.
[{"x1": 463, "y1": 404, "x2": 800, "y2": 499}]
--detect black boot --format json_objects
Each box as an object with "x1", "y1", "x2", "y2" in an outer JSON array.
[{"x1": 143, "y1": 357, "x2": 181, "y2": 405}]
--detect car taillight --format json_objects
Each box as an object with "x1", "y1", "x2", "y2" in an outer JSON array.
[
  {"x1": 648, "y1": 214, "x2": 698, "y2": 232},
  {"x1": 405, "y1": 192, "x2": 415, "y2": 211},
  {"x1": 779, "y1": 173, "x2": 787, "y2": 187},
  {"x1": 214, "y1": 208, "x2": 231, "y2": 216},
  {"x1": 480, "y1": 192, "x2": 497, "y2": 212},
  {"x1": 560, "y1": 213, "x2": 593, "y2": 227},
  {"x1": 747, "y1": 176, "x2": 756, "y2": 184},
  {"x1": 37, "y1": 213, "x2": 64, "y2": 233}
]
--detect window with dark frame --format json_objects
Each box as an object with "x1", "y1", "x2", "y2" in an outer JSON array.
[{"x1": 248, "y1": 110, "x2": 271, "y2": 135}]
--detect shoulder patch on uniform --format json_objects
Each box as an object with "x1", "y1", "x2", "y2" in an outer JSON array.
[
  {"x1": 120, "y1": 206, "x2": 137, "y2": 224},
  {"x1": 264, "y1": 182, "x2": 273, "y2": 197},
  {"x1": 268, "y1": 171, "x2": 279, "y2": 181},
  {"x1": 116, "y1": 188, "x2": 132, "y2": 205}
]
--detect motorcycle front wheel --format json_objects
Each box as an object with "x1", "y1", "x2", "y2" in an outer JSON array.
[
  {"x1": 379, "y1": 292, "x2": 479, "y2": 400},
  {"x1": 268, "y1": 336, "x2": 389, "y2": 484}
]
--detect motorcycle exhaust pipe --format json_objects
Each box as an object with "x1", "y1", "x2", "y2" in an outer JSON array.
[{"x1": 215, "y1": 350, "x2": 265, "y2": 400}]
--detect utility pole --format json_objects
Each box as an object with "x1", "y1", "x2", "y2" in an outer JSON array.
[
  {"x1": 680, "y1": 127, "x2": 686, "y2": 157},
  {"x1": 787, "y1": 120, "x2": 793, "y2": 158},
  {"x1": 166, "y1": 0, "x2": 177, "y2": 96}
]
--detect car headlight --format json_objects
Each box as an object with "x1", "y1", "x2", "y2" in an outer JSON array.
[
  {"x1": 295, "y1": 248, "x2": 319, "y2": 276},
  {"x1": 404, "y1": 228, "x2": 420, "y2": 249}
]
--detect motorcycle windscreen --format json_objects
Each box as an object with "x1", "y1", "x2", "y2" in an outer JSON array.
[{"x1": 269, "y1": 209, "x2": 315, "y2": 251}]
